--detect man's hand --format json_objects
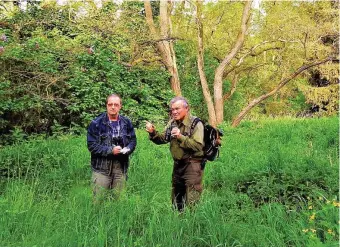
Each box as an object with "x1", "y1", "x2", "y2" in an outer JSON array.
[
  {"x1": 145, "y1": 121, "x2": 155, "y2": 134},
  {"x1": 113, "y1": 146, "x2": 122, "y2": 155},
  {"x1": 171, "y1": 127, "x2": 181, "y2": 139}
]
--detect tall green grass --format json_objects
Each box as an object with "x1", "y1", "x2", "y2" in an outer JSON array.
[{"x1": 0, "y1": 117, "x2": 338, "y2": 246}]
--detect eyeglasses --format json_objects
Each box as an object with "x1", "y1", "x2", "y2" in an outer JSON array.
[{"x1": 107, "y1": 103, "x2": 120, "y2": 107}]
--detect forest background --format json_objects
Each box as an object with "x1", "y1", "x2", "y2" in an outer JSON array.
[{"x1": 0, "y1": 0, "x2": 338, "y2": 144}]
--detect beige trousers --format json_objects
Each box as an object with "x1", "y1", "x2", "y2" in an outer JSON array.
[{"x1": 92, "y1": 161, "x2": 126, "y2": 200}]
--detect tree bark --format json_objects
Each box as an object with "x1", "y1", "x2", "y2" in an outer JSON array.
[
  {"x1": 213, "y1": 0, "x2": 252, "y2": 125},
  {"x1": 144, "y1": 0, "x2": 181, "y2": 96},
  {"x1": 196, "y1": 0, "x2": 217, "y2": 127},
  {"x1": 231, "y1": 57, "x2": 335, "y2": 127}
]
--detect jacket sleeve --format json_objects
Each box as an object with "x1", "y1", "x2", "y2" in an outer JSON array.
[
  {"x1": 149, "y1": 121, "x2": 171, "y2": 145},
  {"x1": 177, "y1": 121, "x2": 204, "y2": 152},
  {"x1": 149, "y1": 131, "x2": 168, "y2": 145},
  {"x1": 125, "y1": 119, "x2": 137, "y2": 155},
  {"x1": 87, "y1": 121, "x2": 114, "y2": 157}
]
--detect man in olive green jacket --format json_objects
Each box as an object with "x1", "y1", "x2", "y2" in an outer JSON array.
[{"x1": 145, "y1": 97, "x2": 205, "y2": 211}]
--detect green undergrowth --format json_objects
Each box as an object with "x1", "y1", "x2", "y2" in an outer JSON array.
[{"x1": 0, "y1": 117, "x2": 338, "y2": 247}]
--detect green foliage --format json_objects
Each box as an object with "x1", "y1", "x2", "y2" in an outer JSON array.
[
  {"x1": 0, "y1": 0, "x2": 338, "y2": 144},
  {"x1": 211, "y1": 117, "x2": 338, "y2": 209},
  {"x1": 174, "y1": 0, "x2": 338, "y2": 123},
  {"x1": 66, "y1": 46, "x2": 172, "y2": 127},
  {"x1": 0, "y1": 3, "x2": 172, "y2": 144},
  {"x1": 0, "y1": 117, "x2": 338, "y2": 246},
  {"x1": 223, "y1": 77, "x2": 255, "y2": 122},
  {"x1": 288, "y1": 89, "x2": 309, "y2": 113},
  {"x1": 175, "y1": 41, "x2": 205, "y2": 117},
  {"x1": 299, "y1": 83, "x2": 339, "y2": 117}
]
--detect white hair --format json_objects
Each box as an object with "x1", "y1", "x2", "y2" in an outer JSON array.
[{"x1": 169, "y1": 96, "x2": 189, "y2": 108}]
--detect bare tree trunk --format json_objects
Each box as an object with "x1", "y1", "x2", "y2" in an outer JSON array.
[
  {"x1": 196, "y1": 0, "x2": 217, "y2": 127},
  {"x1": 213, "y1": 0, "x2": 252, "y2": 125},
  {"x1": 144, "y1": 0, "x2": 182, "y2": 96},
  {"x1": 163, "y1": 1, "x2": 181, "y2": 95},
  {"x1": 169, "y1": 45, "x2": 181, "y2": 95},
  {"x1": 231, "y1": 57, "x2": 335, "y2": 127}
]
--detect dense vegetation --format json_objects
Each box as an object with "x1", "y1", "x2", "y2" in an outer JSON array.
[
  {"x1": 0, "y1": 117, "x2": 338, "y2": 246},
  {"x1": 0, "y1": 2, "x2": 338, "y2": 246},
  {"x1": 0, "y1": 1, "x2": 338, "y2": 144},
  {"x1": 0, "y1": 2, "x2": 173, "y2": 144}
]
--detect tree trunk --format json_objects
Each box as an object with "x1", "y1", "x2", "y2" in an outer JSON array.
[
  {"x1": 231, "y1": 57, "x2": 335, "y2": 127},
  {"x1": 213, "y1": 0, "x2": 252, "y2": 125},
  {"x1": 196, "y1": 0, "x2": 217, "y2": 127},
  {"x1": 144, "y1": 0, "x2": 181, "y2": 96}
]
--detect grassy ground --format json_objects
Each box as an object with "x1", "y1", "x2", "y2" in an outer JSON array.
[{"x1": 0, "y1": 117, "x2": 338, "y2": 247}]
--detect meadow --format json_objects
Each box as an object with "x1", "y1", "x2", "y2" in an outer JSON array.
[{"x1": 0, "y1": 117, "x2": 339, "y2": 247}]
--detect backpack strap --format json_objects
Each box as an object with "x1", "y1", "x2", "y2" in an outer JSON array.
[
  {"x1": 189, "y1": 117, "x2": 202, "y2": 137},
  {"x1": 164, "y1": 119, "x2": 176, "y2": 141}
]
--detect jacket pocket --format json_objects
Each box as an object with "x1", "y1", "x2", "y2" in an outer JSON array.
[{"x1": 100, "y1": 133, "x2": 110, "y2": 145}]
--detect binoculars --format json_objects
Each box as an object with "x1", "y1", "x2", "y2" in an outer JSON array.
[{"x1": 165, "y1": 122, "x2": 178, "y2": 142}]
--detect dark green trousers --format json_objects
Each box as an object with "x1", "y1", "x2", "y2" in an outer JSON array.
[{"x1": 171, "y1": 158, "x2": 204, "y2": 211}]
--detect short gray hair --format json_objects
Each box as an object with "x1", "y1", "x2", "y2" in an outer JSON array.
[
  {"x1": 106, "y1": 94, "x2": 122, "y2": 105},
  {"x1": 169, "y1": 96, "x2": 189, "y2": 108}
]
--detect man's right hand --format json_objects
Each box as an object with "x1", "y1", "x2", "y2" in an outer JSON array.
[
  {"x1": 145, "y1": 121, "x2": 155, "y2": 134},
  {"x1": 113, "y1": 146, "x2": 122, "y2": 155}
]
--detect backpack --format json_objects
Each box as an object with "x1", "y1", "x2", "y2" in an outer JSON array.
[{"x1": 189, "y1": 118, "x2": 223, "y2": 161}]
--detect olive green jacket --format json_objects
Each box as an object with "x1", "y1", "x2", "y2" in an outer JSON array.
[{"x1": 149, "y1": 114, "x2": 204, "y2": 160}]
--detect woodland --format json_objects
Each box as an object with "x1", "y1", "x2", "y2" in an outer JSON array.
[
  {"x1": 0, "y1": 0, "x2": 339, "y2": 144},
  {"x1": 0, "y1": 1, "x2": 339, "y2": 246}
]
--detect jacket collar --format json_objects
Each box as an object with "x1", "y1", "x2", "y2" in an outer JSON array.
[{"x1": 104, "y1": 112, "x2": 128, "y2": 123}]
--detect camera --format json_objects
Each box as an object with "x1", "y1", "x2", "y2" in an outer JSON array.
[{"x1": 112, "y1": 136, "x2": 123, "y2": 147}]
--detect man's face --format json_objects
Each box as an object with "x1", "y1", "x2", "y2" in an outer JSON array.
[
  {"x1": 106, "y1": 96, "x2": 121, "y2": 118},
  {"x1": 171, "y1": 100, "x2": 188, "y2": 121}
]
